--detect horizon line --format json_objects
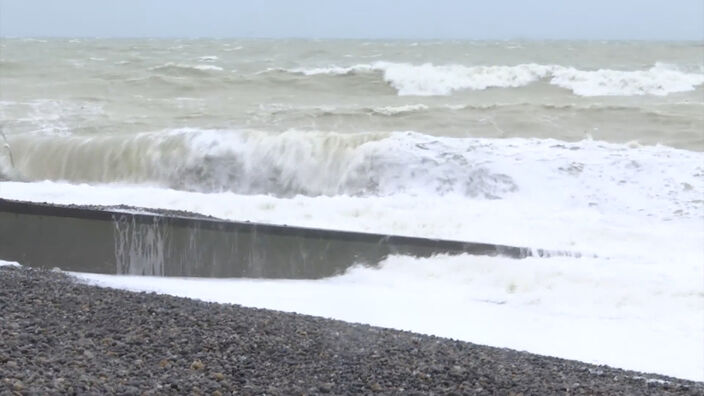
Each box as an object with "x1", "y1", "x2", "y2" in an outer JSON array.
[{"x1": 1, "y1": 35, "x2": 702, "y2": 42}]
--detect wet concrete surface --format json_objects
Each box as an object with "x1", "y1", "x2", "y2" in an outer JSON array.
[{"x1": 0, "y1": 198, "x2": 540, "y2": 279}]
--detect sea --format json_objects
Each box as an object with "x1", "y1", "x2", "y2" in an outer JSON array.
[{"x1": 0, "y1": 38, "x2": 702, "y2": 381}]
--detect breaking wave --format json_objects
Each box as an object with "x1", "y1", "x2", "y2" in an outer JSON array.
[
  {"x1": 3, "y1": 129, "x2": 519, "y2": 198},
  {"x1": 4, "y1": 129, "x2": 703, "y2": 221},
  {"x1": 2, "y1": 129, "x2": 517, "y2": 198},
  {"x1": 273, "y1": 62, "x2": 704, "y2": 96}
]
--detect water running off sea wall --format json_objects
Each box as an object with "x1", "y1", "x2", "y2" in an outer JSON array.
[
  {"x1": 1, "y1": 199, "x2": 557, "y2": 278},
  {"x1": 113, "y1": 215, "x2": 166, "y2": 276}
]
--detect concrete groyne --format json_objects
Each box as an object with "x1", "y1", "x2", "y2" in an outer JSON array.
[{"x1": 0, "y1": 198, "x2": 537, "y2": 279}]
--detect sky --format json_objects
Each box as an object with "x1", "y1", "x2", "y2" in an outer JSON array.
[{"x1": 0, "y1": 0, "x2": 702, "y2": 40}]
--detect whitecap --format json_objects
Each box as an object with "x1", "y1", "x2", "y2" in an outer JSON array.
[
  {"x1": 273, "y1": 62, "x2": 704, "y2": 97},
  {"x1": 550, "y1": 63, "x2": 704, "y2": 96},
  {"x1": 192, "y1": 64, "x2": 223, "y2": 71},
  {"x1": 370, "y1": 104, "x2": 429, "y2": 115}
]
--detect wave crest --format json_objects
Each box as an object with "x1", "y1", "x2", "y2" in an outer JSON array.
[
  {"x1": 5, "y1": 129, "x2": 518, "y2": 198},
  {"x1": 274, "y1": 62, "x2": 704, "y2": 97},
  {"x1": 150, "y1": 63, "x2": 224, "y2": 76},
  {"x1": 4, "y1": 129, "x2": 703, "y2": 220}
]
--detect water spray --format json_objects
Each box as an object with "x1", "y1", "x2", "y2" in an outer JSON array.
[{"x1": 0, "y1": 129, "x2": 15, "y2": 169}]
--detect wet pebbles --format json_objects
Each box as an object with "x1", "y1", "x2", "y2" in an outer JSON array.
[{"x1": 1, "y1": 265, "x2": 702, "y2": 395}]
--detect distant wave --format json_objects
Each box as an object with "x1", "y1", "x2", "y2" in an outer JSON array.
[
  {"x1": 270, "y1": 62, "x2": 704, "y2": 97},
  {"x1": 150, "y1": 63, "x2": 224, "y2": 76},
  {"x1": 550, "y1": 63, "x2": 704, "y2": 96},
  {"x1": 258, "y1": 103, "x2": 433, "y2": 117},
  {"x1": 367, "y1": 104, "x2": 430, "y2": 115},
  {"x1": 252, "y1": 101, "x2": 702, "y2": 121}
]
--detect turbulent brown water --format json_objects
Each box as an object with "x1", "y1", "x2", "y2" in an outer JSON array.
[{"x1": 0, "y1": 38, "x2": 702, "y2": 192}]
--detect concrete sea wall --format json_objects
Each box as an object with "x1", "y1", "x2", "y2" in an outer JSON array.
[{"x1": 0, "y1": 199, "x2": 536, "y2": 279}]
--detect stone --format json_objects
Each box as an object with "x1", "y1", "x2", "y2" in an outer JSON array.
[
  {"x1": 319, "y1": 382, "x2": 333, "y2": 393},
  {"x1": 190, "y1": 360, "x2": 205, "y2": 370}
]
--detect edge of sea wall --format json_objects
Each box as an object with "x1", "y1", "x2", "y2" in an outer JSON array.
[{"x1": 0, "y1": 198, "x2": 556, "y2": 279}]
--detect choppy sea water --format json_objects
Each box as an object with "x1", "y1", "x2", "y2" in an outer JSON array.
[{"x1": 1, "y1": 39, "x2": 703, "y2": 380}]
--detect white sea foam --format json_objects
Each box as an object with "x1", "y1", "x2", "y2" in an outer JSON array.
[
  {"x1": 198, "y1": 55, "x2": 219, "y2": 62},
  {"x1": 279, "y1": 62, "x2": 704, "y2": 96},
  {"x1": 66, "y1": 252, "x2": 702, "y2": 381}
]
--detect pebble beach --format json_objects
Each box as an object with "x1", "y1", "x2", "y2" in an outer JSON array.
[{"x1": 1, "y1": 265, "x2": 701, "y2": 395}]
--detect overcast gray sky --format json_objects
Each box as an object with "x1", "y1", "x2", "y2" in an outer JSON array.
[{"x1": 0, "y1": 0, "x2": 702, "y2": 40}]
